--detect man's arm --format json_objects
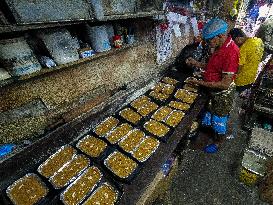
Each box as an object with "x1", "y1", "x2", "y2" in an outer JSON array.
[{"x1": 189, "y1": 74, "x2": 234, "y2": 90}]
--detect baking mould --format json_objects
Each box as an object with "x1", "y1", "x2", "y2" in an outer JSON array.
[
  {"x1": 49, "y1": 155, "x2": 90, "y2": 189},
  {"x1": 6, "y1": 173, "x2": 49, "y2": 205},
  {"x1": 60, "y1": 166, "x2": 103, "y2": 205},
  {"x1": 38, "y1": 145, "x2": 77, "y2": 178},
  {"x1": 94, "y1": 116, "x2": 119, "y2": 137},
  {"x1": 76, "y1": 135, "x2": 108, "y2": 158}
]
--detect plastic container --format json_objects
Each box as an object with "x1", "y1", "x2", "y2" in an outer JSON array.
[
  {"x1": 39, "y1": 28, "x2": 80, "y2": 65},
  {"x1": 0, "y1": 68, "x2": 11, "y2": 81},
  {"x1": 86, "y1": 25, "x2": 111, "y2": 52},
  {"x1": 0, "y1": 37, "x2": 42, "y2": 76},
  {"x1": 105, "y1": 24, "x2": 115, "y2": 46}
]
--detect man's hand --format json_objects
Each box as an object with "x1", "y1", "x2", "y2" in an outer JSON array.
[
  {"x1": 187, "y1": 79, "x2": 202, "y2": 85},
  {"x1": 185, "y1": 57, "x2": 198, "y2": 67},
  {"x1": 186, "y1": 57, "x2": 206, "y2": 69}
]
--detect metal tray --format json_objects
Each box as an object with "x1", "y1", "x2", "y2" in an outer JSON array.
[
  {"x1": 102, "y1": 149, "x2": 141, "y2": 184},
  {"x1": 60, "y1": 166, "x2": 103, "y2": 205},
  {"x1": 37, "y1": 145, "x2": 77, "y2": 179},
  {"x1": 49, "y1": 154, "x2": 90, "y2": 189},
  {"x1": 6, "y1": 173, "x2": 49, "y2": 205}
]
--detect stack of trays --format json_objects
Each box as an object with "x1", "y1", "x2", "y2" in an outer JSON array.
[
  {"x1": 249, "y1": 127, "x2": 273, "y2": 157},
  {"x1": 6, "y1": 173, "x2": 49, "y2": 205},
  {"x1": 151, "y1": 106, "x2": 185, "y2": 128},
  {"x1": 239, "y1": 149, "x2": 267, "y2": 186},
  {"x1": 174, "y1": 89, "x2": 198, "y2": 105}
]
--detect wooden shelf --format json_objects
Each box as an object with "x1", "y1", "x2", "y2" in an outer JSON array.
[
  {"x1": 0, "y1": 43, "x2": 140, "y2": 88},
  {"x1": 0, "y1": 20, "x2": 90, "y2": 34},
  {"x1": 101, "y1": 10, "x2": 164, "y2": 21},
  {"x1": 0, "y1": 11, "x2": 164, "y2": 34}
]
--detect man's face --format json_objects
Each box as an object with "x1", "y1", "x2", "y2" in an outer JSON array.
[
  {"x1": 207, "y1": 35, "x2": 220, "y2": 48},
  {"x1": 234, "y1": 37, "x2": 244, "y2": 47}
]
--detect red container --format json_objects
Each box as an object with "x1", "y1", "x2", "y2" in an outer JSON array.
[{"x1": 113, "y1": 35, "x2": 122, "y2": 48}]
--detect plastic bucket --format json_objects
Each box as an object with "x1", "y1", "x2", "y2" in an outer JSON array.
[{"x1": 0, "y1": 37, "x2": 42, "y2": 76}]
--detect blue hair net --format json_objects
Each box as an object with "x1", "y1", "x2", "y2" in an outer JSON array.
[{"x1": 202, "y1": 18, "x2": 228, "y2": 40}]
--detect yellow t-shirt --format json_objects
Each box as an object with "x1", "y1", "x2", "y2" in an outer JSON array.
[{"x1": 235, "y1": 37, "x2": 264, "y2": 86}]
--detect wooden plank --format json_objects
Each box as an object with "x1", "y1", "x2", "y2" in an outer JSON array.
[
  {"x1": 0, "y1": 43, "x2": 139, "y2": 89},
  {"x1": 0, "y1": 11, "x2": 164, "y2": 34}
]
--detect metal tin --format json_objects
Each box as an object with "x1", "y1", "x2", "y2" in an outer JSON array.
[
  {"x1": 93, "y1": 116, "x2": 119, "y2": 137},
  {"x1": 119, "y1": 108, "x2": 143, "y2": 125},
  {"x1": 60, "y1": 166, "x2": 103, "y2": 205},
  {"x1": 132, "y1": 136, "x2": 160, "y2": 163},
  {"x1": 241, "y1": 149, "x2": 267, "y2": 177},
  {"x1": 174, "y1": 89, "x2": 198, "y2": 104},
  {"x1": 130, "y1": 95, "x2": 151, "y2": 110},
  {"x1": 37, "y1": 145, "x2": 77, "y2": 178},
  {"x1": 104, "y1": 151, "x2": 138, "y2": 180},
  {"x1": 49, "y1": 155, "x2": 90, "y2": 189},
  {"x1": 76, "y1": 135, "x2": 108, "y2": 158},
  {"x1": 118, "y1": 129, "x2": 146, "y2": 154},
  {"x1": 151, "y1": 106, "x2": 173, "y2": 122},
  {"x1": 164, "y1": 110, "x2": 185, "y2": 128},
  {"x1": 249, "y1": 127, "x2": 273, "y2": 157},
  {"x1": 137, "y1": 101, "x2": 159, "y2": 117},
  {"x1": 161, "y1": 76, "x2": 179, "y2": 85},
  {"x1": 143, "y1": 119, "x2": 170, "y2": 138},
  {"x1": 168, "y1": 101, "x2": 191, "y2": 111},
  {"x1": 183, "y1": 83, "x2": 199, "y2": 93},
  {"x1": 6, "y1": 173, "x2": 49, "y2": 205},
  {"x1": 105, "y1": 123, "x2": 133, "y2": 144},
  {"x1": 82, "y1": 182, "x2": 119, "y2": 205}
]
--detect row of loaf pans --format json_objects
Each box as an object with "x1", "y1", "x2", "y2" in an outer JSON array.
[{"x1": 1, "y1": 76, "x2": 200, "y2": 204}]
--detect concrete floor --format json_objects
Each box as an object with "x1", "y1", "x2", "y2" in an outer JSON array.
[{"x1": 153, "y1": 129, "x2": 269, "y2": 205}]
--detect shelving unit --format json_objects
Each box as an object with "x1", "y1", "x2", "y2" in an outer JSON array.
[
  {"x1": 0, "y1": 43, "x2": 140, "y2": 88},
  {"x1": 0, "y1": 11, "x2": 164, "y2": 34}
]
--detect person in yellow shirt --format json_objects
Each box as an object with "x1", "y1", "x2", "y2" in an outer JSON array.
[
  {"x1": 229, "y1": 28, "x2": 264, "y2": 92},
  {"x1": 227, "y1": 28, "x2": 264, "y2": 139}
]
